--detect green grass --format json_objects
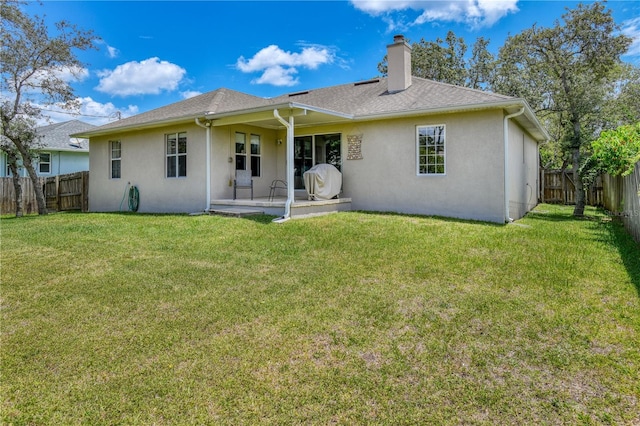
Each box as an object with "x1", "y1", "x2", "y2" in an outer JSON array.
[{"x1": 1, "y1": 205, "x2": 639, "y2": 425}]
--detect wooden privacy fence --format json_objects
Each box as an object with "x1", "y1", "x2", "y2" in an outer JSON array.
[
  {"x1": 540, "y1": 169, "x2": 603, "y2": 206},
  {"x1": 602, "y1": 162, "x2": 640, "y2": 244},
  {"x1": 0, "y1": 176, "x2": 45, "y2": 215},
  {"x1": 0, "y1": 171, "x2": 89, "y2": 215},
  {"x1": 44, "y1": 171, "x2": 89, "y2": 212}
]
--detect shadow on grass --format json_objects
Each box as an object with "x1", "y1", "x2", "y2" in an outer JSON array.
[
  {"x1": 529, "y1": 206, "x2": 640, "y2": 297},
  {"x1": 524, "y1": 211, "x2": 578, "y2": 222},
  {"x1": 609, "y1": 219, "x2": 640, "y2": 297},
  {"x1": 353, "y1": 210, "x2": 505, "y2": 227}
]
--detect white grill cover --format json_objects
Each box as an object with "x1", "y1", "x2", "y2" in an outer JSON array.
[{"x1": 303, "y1": 163, "x2": 342, "y2": 200}]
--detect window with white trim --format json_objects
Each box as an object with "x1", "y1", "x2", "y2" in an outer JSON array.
[
  {"x1": 250, "y1": 134, "x2": 261, "y2": 177},
  {"x1": 235, "y1": 132, "x2": 246, "y2": 171},
  {"x1": 110, "y1": 140, "x2": 121, "y2": 179},
  {"x1": 39, "y1": 152, "x2": 51, "y2": 174},
  {"x1": 417, "y1": 125, "x2": 446, "y2": 175},
  {"x1": 235, "y1": 132, "x2": 261, "y2": 177},
  {"x1": 166, "y1": 132, "x2": 187, "y2": 178}
]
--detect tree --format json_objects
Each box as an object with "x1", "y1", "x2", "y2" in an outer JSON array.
[
  {"x1": 467, "y1": 37, "x2": 495, "y2": 90},
  {"x1": 599, "y1": 64, "x2": 640, "y2": 130},
  {"x1": 0, "y1": 116, "x2": 39, "y2": 217},
  {"x1": 378, "y1": 31, "x2": 468, "y2": 86},
  {"x1": 591, "y1": 123, "x2": 640, "y2": 177},
  {"x1": 493, "y1": 2, "x2": 632, "y2": 216},
  {"x1": 0, "y1": 0, "x2": 97, "y2": 215}
]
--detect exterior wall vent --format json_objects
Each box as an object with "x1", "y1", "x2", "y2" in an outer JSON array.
[{"x1": 354, "y1": 79, "x2": 380, "y2": 86}]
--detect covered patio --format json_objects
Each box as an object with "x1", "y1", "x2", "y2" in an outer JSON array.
[
  {"x1": 201, "y1": 104, "x2": 354, "y2": 221},
  {"x1": 209, "y1": 195, "x2": 352, "y2": 218}
]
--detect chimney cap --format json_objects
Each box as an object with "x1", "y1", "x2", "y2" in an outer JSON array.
[{"x1": 393, "y1": 34, "x2": 405, "y2": 43}]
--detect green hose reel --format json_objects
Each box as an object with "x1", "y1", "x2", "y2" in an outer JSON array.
[{"x1": 128, "y1": 185, "x2": 140, "y2": 212}]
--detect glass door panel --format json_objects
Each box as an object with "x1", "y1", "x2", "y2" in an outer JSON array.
[{"x1": 294, "y1": 136, "x2": 313, "y2": 189}]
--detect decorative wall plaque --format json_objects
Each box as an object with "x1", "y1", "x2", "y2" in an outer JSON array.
[{"x1": 347, "y1": 134, "x2": 363, "y2": 160}]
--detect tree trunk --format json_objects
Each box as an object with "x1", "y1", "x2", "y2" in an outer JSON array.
[
  {"x1": 572, "y1": 147, "x2": 586, "y2": 216},
  {"x1": 20, "y1": 152, "x2": 47, "y2": 215},
  {"x1": 571, "y1": 117, "x2": 585, "y2": 217},
  {"x1": 8, "y1": 161, "x2": 23, "y2": 217}
]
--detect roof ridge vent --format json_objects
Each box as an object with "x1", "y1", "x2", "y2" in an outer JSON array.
[
  {"x1": 354, "y1": 79, "x2": 380, "y2": 87},
  {"x1": 288, "y1": 90, "x2": 309, "y2": 97}
]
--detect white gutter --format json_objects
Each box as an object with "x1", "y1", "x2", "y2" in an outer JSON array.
[
  {"x1": 195, "y1": 118, "x2": 212, "y2": 212},
  {"x1": 273, "y1": 109, "x2": 294, "y2": 222},
  {"x1": 503, "y1": 108, "x2": 525, "y2": 223}
]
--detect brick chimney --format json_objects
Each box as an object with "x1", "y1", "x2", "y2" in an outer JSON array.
[{"x1": 387, "y1": 34, "x2": 412, "y2": 93}]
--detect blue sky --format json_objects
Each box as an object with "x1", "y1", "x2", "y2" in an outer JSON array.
[{"x1": 26, "y1": 1, "x2": 640, "y2": 125}]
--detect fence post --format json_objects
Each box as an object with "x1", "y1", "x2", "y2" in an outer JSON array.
[{"x1": 540, "y1": 169, "x2": 545, "y2": 203}]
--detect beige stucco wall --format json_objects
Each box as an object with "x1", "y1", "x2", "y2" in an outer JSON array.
[
  {"x1": 89, "y1": 123, "x2": 208, "y2": 213},
  {"x1": 209, "y1": 125, "x2": 279, "y2": 200},
  {"x1": 89, "y1": 122, "x2": 280, "y2": 213},
  {"x1": 507, "y1": 119, "x2": 539, "y2": 220},
  {"x1": 291, "y1": 110, "x2": 507, "y2": 222}
]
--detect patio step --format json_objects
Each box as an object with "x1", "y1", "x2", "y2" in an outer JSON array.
[{"x1": 208, "y1": 207, "x2": 264, "y2": 217}]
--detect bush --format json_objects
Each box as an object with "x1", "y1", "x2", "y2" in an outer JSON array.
[{"x1": 591, "y1": 123, "x2": 640, "y2": 176}]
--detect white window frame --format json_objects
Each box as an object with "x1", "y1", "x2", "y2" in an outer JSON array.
[
  {"x1": 39, "y1": 152, "x2": 51, "y2": 174},
  {"x1": 110, "y1": 140, "x2": 121, "y2": 179},
  {"x1": 250, "y1": 134, "x2": 261, "y2": 177},
  {"x1": 235, "y1": 132, "x2": 262, "y2": 177},
  {"x1": 235, "y1": 132, "x2": 247, "y2": 171},
  {"x1": 166, "y1": 132, "x2": 187, "y2": 178},
  {"x1": 416, "y1": 124, "x2": 446, "y2": 176}
]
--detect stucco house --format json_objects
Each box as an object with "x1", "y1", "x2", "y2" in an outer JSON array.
[
  {"x1": 1, "y1": 120, "x2": 94, "y2": 177},
  {"x1": 73, "y1": 35, "x2": 548, "y2": 223}
]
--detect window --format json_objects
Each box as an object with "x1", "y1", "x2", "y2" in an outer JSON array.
[
  {"x1": 110, "y1": 140, "x2": 121, "y2": 179},
  {"x1": 39, "y1": 153, "x2": 51, "y2": 174},
  {"x1": 235, "y1": 132, "x2": 261, "y2": 177},
  {"x1": 235, "y1": 132, "x2": 246, "y2": 171},
  {"x1": 417, "y1": 125, "x2": 445, "y2": 175},
  {"x1": 250, "y1": 134, "x2": 260, "y2": 177},
  {"x1": 166, "y1": 132, "x2": 187, "y2": 178}
]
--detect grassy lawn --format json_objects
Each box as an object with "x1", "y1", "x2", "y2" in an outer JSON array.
[{"x1": 1, "y1": 204, "x2": 639, "y2": 425}]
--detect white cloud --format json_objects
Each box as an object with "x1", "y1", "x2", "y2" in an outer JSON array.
[
  {"x1": 180, "y1": 90, "x2": 202, "y2": 99},
  {"x1": 236, "y1": 44, "x2": 334, "y2": 86},
  {"x1": 106, "y1": 45, "x2": 119, "y2": 59},
  {"x1": 351, "y1": 0, "x2": 519, "y2": 29},
  {"x1": 37, "y1": 97, "x2": 139, "y2": 126},
  {"x1": 622, "y1": 17, "x2": 640, "y2": 57},
  {"x1": 96, "y1": 57, "x2": 186, "y2": 97},
  {"x1": 55, "y1": 65, "x2": 90, "y2": 83},
  {"x1": 23, "y1": 65, "x2": 89, "y2": 90},
  {"x1": 96, "y1": 39, "x2": 119, "y2": 58}
]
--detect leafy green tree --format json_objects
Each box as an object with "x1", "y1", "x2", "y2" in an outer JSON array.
[
  {"x1": 0, "y1": 0, "x2": 97, "y2": 215},
  {"x1": 378, "y1": 32, "x2": 498, "y2": 90},
  {"x1": 493, "y1": 2, "x2": 632, "y2": 216},
  {"x1": 378, "y1": 31, "x2": 468, "y2": 86},
  {"x1": 591, "y1": 123, "x2": 640, "y2": 177},
  {"x1": 600, "y1": 64, "x2": 640, "y2": 130},
  {"x1": 467, "y1": 37, "x2": 495, "y2": 90}
]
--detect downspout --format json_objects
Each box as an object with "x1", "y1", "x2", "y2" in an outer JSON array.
[
  {"x1": 504, "y1": 107, "x2": 525, "y2": 223},
  {"x1": 273, "y1": 109, "x2": 294, "y2": 222},
  {"x1": 195, "y1": 118, "x2": 212, "y2": 212}
]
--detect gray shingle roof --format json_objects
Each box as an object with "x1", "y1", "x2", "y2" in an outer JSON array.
[
  {"x1": 74, "y1": 77, "x2": 547, "y2": 140},
  {"x1": 270, "y1": 77, "x2": 513, "y2": 117},
  {"x1": 37, "y1": 120, "x2": 95, "y2": 151},
  {"x1": 91, "y1": 88, "x2": 272, "y2": 132}
]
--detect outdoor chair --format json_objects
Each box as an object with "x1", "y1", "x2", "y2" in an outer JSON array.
[
  {"x1": 268, "y1": 179, "x2": 287, "y2": 201},
  {"x1": 233, "y1": 170, "x2": 253, "y2": 200}
]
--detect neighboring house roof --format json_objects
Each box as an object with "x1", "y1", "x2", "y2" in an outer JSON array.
[
  {"x1": 73, "y1": 78, "x2": 549, "y2": 142},
  {"x1": 37, "y1": 120, "x2": 95, "y2": 152}
]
